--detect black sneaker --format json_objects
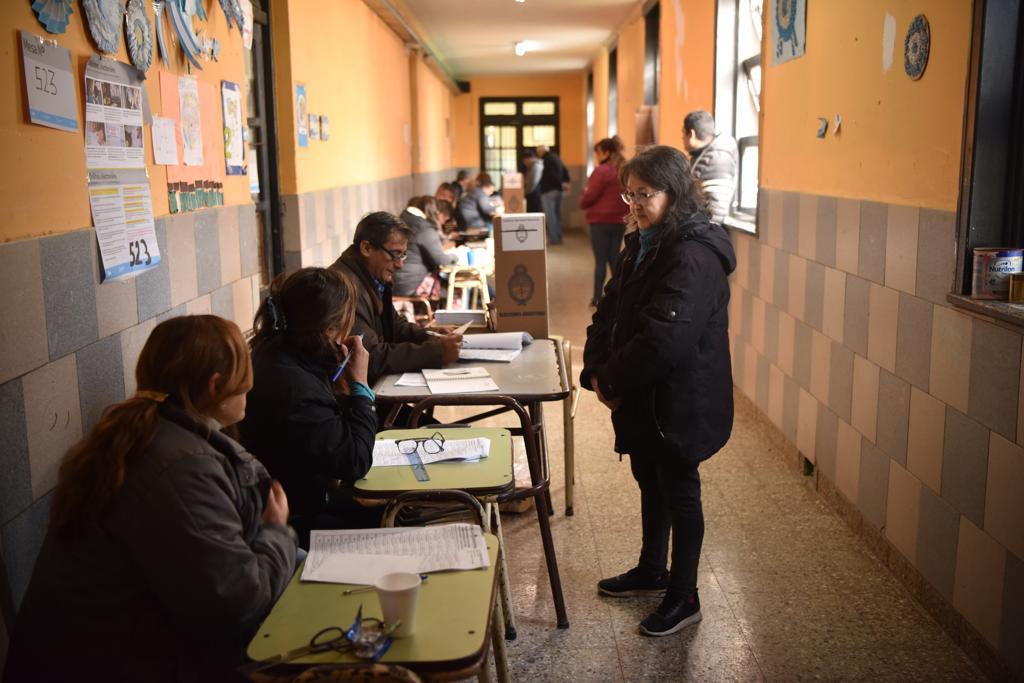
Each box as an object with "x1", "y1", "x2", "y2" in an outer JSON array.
[
  {"x1": 597, "y1": 567, "x2": 669, "y2": 597},
  {"x1": 639, "y1": 590, "x2": 702, "y2": 636}
]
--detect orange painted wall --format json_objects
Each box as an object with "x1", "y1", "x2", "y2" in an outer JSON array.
[
  {"x1": 657, "y1": 0, "x2": 716, "y2": 146},
  {"x1": 592, "y1": 47, "x2": 609, "y2": 142},
  {"x1": 274, "y1": 0, "x2": 413, "y2": 196},
  {"x1": 615, "y1": 15, "x2": 645, "y2": 156},
  {"x1": 451, "y1": 72, "x2": 588, "y2": 170},
  {"x1": 415, "y1": 59, "x2": 453, "y2": 174},
  {"x1": 760, "y1": 1, "x2": 973, "y2": 211},
  {"x1": 1, "y1": 2, "x2": 250, "y2": 242}
]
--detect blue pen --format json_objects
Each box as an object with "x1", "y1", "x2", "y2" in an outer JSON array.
[{"x1": 332, "y1": 335, "x2": 363, "y2": 382}]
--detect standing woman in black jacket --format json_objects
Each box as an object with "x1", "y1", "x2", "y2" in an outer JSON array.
[
  {"x1": 239, "y1": 267, "x2": 378, "y2": 548},
  {"x1": 581, "y1": 145, "x2": 736, "y2": 637}
]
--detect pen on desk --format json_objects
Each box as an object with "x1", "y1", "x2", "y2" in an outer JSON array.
[{"x1": 342, "y1": 574, "x2": 430, "y2": 595}]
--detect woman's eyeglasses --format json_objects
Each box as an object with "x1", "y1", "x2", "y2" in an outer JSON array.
[
  {"x1": 620, "y1": 190, "x2": 665, "y2": 205},
  {"x1": 374, "y1": 245, "x2": 408, "y2": 263}
]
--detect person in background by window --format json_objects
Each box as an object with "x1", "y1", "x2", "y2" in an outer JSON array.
[
  {"x1": 523, "y1": 149, "x2": 544, "y2": 213},
  {"x1": 537, "y1": 144, "x2": 571, "y2": 245},
  {"x1": 458, "y1": 172, "x2": 502, "y2": 230},
  {"x1": 240, "y1": 268, "x2": 379, "y2": 549},
  {"x1": 451, "y1": 169, "x2": 473, "y2": 205},
  {"x1": 582, "y1": 145, "x2": 735, "y2": 638},
  {"x1": 580, "y1": 135, "x2": 628, "y2": 308},
  {"x1": 681, "y1": 110, "x2": 738, "y2": 225},
  {"x1": 5, "y1": 316, "x2": 296, "y2": 682}
]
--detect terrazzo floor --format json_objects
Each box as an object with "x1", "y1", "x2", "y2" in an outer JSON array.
[{"x1": 443, "y1": 231, "x2": 986, "y2": 682}]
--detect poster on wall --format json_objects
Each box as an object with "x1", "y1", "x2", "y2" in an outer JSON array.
[
  {"x1": 771, "y1": 0, "x2": 806, "y2": 65},
  {"x1": 221, "y1": 80, "x2": 245, "y2": 174},
  {"x1": 179, "y1": 76, "x2": 204, "y2": 166},
  {"x1": 151, "y1": 116, "x2": 178, "y2": 165},
  {"x1": 84, "y1": 58, "x2": 145, "y2": 169},
  {"x1": 308, "y1": 113, "x2": 320, "y2": 141},
  {"x1": 20, "y1": 31, "x2": 78, "y2": 132},
  {"x1": 296, "y1": 84, "x2": 308, "y2": 147},
  {"x1": 88, "y1": 168, "x2": 161, "y2": 281},
  {"x1": 320, "y1": 115, "x2": 330, "y2": 141}
]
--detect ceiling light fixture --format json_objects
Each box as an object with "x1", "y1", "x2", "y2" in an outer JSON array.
[{"x1": 514, "y1": 40, "x2": 535, "y2": 56}]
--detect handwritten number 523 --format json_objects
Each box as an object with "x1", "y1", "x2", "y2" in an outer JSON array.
[
  {"x1": 33, "y1": 66, "x2": 57, "y2": 96},
  {"x1": 128, "y1": 239, "x2": 152, "y2": 267}
]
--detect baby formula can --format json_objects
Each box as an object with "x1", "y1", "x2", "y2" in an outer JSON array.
[{"x1": 972, "y1": 248, "x2": 1023, "y2": 300}]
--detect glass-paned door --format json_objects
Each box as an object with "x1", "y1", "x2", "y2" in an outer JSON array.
[{"x1": 478, "y1": 97, "x2": 560, "y2": 191}]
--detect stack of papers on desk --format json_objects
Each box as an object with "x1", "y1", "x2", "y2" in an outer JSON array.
[
  {"x1": 301, "y1": 523, "x2": 490, "y2": 585},
  {"x1": 422, "y1": 367, "x2": 498, "y2": 394},
  {"x1": 458, "y1": 332, "x2": 534, "y2": 362},
  {"x1": 372, "y1": 437, "x2": 491, "y2": 467}
]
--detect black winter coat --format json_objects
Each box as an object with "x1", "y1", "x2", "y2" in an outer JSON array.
[
  {"x1": 581, "y1": 213, "x2": 736, "y2": 462},
  {"x1": 239, "y1": 336, "x2": 377, "y2": 520}
]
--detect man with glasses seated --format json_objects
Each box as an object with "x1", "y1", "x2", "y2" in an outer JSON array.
[{"x1": 331, "y1": 211, "x2": 462, "y2": 388}]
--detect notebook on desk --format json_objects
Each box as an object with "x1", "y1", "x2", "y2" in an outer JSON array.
[{"x1": 421, "y1": 367, "x2": 499, "y2": 394}]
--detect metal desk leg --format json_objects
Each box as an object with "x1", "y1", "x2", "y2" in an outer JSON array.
[
  {"x1": 529, "y1": 402, "x2": 555, "y2": 517},
  {"x1": 490, "y1": 582, "x2": 511, "y2": 683},
  {"x1": 561, "y1": 338, "x2": 576, "y2": 516},
  {"x1": 490, "y1": 502, "x2": 517, "y2": 640}
]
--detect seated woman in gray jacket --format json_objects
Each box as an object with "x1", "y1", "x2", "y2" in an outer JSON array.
[
  {"x1": 393, "y1": 195, "x2": 459, "y2": 298},
  {"x1": 4, "y1": 315, "x2": 296, "y2": 682},
  {"x1": 457, "y1": 172, "x2": 502, "y2": 229}
]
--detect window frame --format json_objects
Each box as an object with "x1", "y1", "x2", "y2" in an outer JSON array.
[{"x1": 478, "y1": 97, "x2": 561, "y2": 185}]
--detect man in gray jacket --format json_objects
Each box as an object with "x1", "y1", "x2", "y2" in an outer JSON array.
[{"x1": 682, "y1": 110, "x2": 738, "y2": 225}]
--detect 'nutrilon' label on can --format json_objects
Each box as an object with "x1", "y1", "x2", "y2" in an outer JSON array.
[{"x1": 972, "y1": 248, "x2": 1024, "y2": 300}]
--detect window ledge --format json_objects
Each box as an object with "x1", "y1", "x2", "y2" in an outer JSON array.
[
  {"x1": 724, "y1": 214, "x2": 756, "y2": 234},
  {"x1": 948, "y1": 293, "x2": 1024, "y2": 329}
]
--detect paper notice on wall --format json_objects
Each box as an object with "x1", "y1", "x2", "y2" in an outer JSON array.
[
  {"x1": 151, "y1": 117, "x2": 178, "y2": 165},
  {"x1": 21, "y1": 31, "x2": 78, "y2": 133},
  {"x1": 179, "y1": 76, "x2": 204, "y2": 166},
  {"x1": 221, "y1": 80, "x2": 245, "y2": 174},
  {"x1": 499, "y1": 213, "x2": 545, "y2": 251},
  {"x1": 296, "y1": 84, "x2": 308, "y2": 148},
  {"x1": 88, "y1": 169, "x2": 161, "y2": 281},
  {"x1": 84, "y1": 57, "x2": 145, "y2": 169}
]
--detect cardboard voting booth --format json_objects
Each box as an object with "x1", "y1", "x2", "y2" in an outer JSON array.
[
  {"x1": 502, "y1": 172, "x2": 526, "y2": 214},
  {"x1": 494, "y1": 213, "x2": 548, "y2": 338}
]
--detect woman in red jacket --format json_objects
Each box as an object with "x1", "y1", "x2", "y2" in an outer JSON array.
[{"x1": 580, "y1": 136, "x2": 628, "y2": 307}]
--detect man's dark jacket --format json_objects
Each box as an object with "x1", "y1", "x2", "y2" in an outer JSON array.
[
  {"x1": 581, "y1": 212, "x2": 736, "y2": 463},
  {"x1": 330, "y1": 245, "x2": 443, "y2": 386},
  {"x1": 539, "y1": 150, "x2": 569, "y2": 193}
]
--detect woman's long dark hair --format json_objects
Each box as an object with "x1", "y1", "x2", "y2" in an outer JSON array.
[
  {"x1": 251, "y1": 267, "x2": 356, "y2": 369},
  {"x1": 51, "y1": 315, "x2": 252, "y2": 538},
  {"x1": 619, "y1": 145, "x2": 709, "y2": 225}
]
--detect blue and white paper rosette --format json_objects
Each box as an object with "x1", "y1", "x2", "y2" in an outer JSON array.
[
  {"x1": 125, "y1": 0, "x2": 153, "y2": 72},
  {"x1": 82, "y1": 0, "x2": 123, "y2": 54},
  {"x1": 904, "y1": 14, "x2": 930, "y2": 81},
  {"x1": 31, "y1": 0, "x2": 74, "y2": 34}
]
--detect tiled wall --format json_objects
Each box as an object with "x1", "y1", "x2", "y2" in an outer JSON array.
[
  {"x1": 730, "y1": 189, "x2": 1024, "y2": 678},
  {"x1": 0, "y1": 204, "x2": 262, "y2": 666}
]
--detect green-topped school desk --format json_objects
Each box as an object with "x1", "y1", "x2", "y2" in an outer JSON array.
[
  {"x1": 353, "y1": 428, "x2": 514, "y2": 499},
  {"x1": 248, "y1": 536, "x2": 503, "y2": 682}
]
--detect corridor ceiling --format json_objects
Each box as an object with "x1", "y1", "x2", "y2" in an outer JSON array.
[{"x1": 404, "y1": 0, "x2": 638, "y2": 77}]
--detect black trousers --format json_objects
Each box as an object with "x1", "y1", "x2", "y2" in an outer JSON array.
[
  {"x1": 588, "y1": 222, "x2": 625, "y2": 304},
  {"x1": 629, "y1": 449, "x2": 704, "y2": 594}
]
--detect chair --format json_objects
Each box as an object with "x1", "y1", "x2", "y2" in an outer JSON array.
[
  {"x1": 392, "y1": 296, "x2": 433, "y2": 326},
  {"x1": 250, "y1": 663, "x2": 422, "y2": 683},
  {"x1": 442, "y1": 265, "x2": 490, "y2": 311}
]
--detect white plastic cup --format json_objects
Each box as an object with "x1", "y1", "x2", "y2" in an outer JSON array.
[{"x1": 375, "y1": 571, "x2": 422, "y2": 638}]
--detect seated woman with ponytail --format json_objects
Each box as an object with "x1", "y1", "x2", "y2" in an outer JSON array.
[
  {"x1": 4, "y1": 315, "x2": 296, "y2": 682},
  {"x1": 239, "y1": 267, "x2": 378, "y2": 548}
]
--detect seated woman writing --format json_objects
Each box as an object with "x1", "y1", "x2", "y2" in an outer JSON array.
[
  {"x1": 393, "y1": 195, "x2": 460, "y2": 299},
  {"x1": 4, "y1": 315, "x2": 296, "y2": 682},
  {"x1": 239, "y1": 267, "x2": 378, "y2": 548}
]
